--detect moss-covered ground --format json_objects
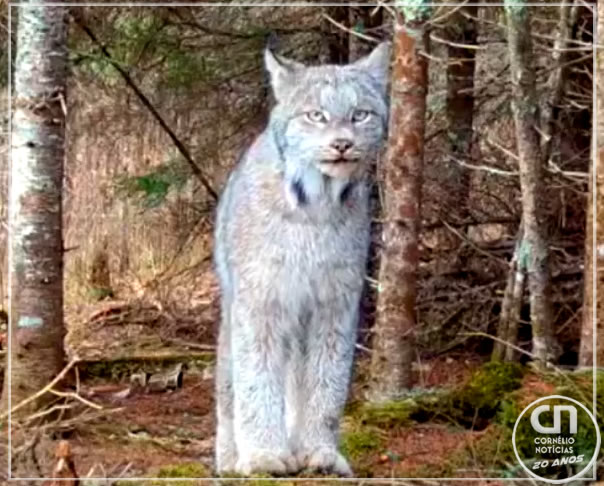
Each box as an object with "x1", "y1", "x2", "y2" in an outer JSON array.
[{"x1": 60, "y1": 358, "x2": 602, "y2": 483}]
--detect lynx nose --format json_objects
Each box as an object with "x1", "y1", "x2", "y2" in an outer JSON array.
[{"x1": 331, "y1": 138, "x2": 354, "y2": 154}]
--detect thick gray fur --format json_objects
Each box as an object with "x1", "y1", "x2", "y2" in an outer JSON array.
[{"x1": 213, "y1": 42, "x2": 390, "y2": 477}]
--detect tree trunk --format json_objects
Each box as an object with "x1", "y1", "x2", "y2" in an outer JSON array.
[
  {"x1": 369, "y1": 6, "x2": 430, "y2": 401},
  {"x1": 541, "y1": 3, "x2": 573, "y2": 166},
  {"x1": 493, "y1": 229, "x2": 525, "y2": 362},
  {"x1": 1, "y1": 4, "x2": 68, "y2": 415},
  {"x1": 579, "y1": 0, "x2": 603, "y2": 367},
  {"x1": 505, "y1": 0, "x2": 557, "y2": 364},
  {"x1": 445, "y1": 6, "x2": 477, "y2": 222},
  {"x1": 504, "y1": 258, "x2": 526, "y2": 362}
]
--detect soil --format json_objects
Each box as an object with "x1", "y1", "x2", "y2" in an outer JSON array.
[
  {"x1": 69, "y1": 374, "x2": 216, "y2": 478},
  {"x1": 7, "y1": 294, "x2": 514, "y2": 486},
  {"x1": 47, "y1": 355, "x2": 503, "y2": 485}
]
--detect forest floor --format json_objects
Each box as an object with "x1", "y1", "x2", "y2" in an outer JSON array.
[
  {"x1": 55, "y1": 353, "x2": 550, "y2": 485},
  {"x1": 4, "y1": 297, "x2": 599, "y2": 484},
  {"x1": 4, "y1": 340, "x2": 600, "y2": 485}
]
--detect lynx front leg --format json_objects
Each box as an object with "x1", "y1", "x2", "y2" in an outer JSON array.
[
  {"x1": 215, "y1": 304, "x2": 238, "y2": 474},
  {"x1": 231, "y1": 299, "x2": 299, "y2": 476},
  {"x1": 297, "y1": 296, "x2": 359, "y2": 477}
]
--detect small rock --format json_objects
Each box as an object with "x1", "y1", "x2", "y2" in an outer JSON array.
[
  {"x1": 130, "y1": 371, "x2": 148, "y2": 388},
  {"x1": 147, "y1": 363, "x2": 184, "y2": 392},
  {"x1": 202, "y1": 365, "x2": 215, "y2": 381},
  {"x1": 112, "y1": 387, "x2": 131, "y2": 400}
]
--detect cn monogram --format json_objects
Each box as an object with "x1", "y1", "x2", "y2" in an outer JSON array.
[{"x1": 530, "y1": 405, "x2": 578, "y2": 435}]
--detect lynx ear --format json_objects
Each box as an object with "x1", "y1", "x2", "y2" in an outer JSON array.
[
  {"x1": 353, "y1": 42, "x2": 391, "y2": 94},
  {"x1": 264, "y1": 48, "x2": 304, "y2": 102}
]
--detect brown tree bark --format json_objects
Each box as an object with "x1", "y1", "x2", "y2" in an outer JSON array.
[
  {"x1": 1, "y1": 4, "x2": 68, "y2": 415},
  {"x1": 369, "y1": 6, "x2": 431, "y2": 401},
  {"x1": 579, "y1": 0, "x2": 603, "y2": 367},
  {"x1": 505, "y1": 0, "x2": 557, "y2": 363}
]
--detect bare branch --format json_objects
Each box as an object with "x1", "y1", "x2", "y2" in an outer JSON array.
[
  {"x1": 448, "y1": 155, "x2": 519, "y2": 177},
  {"x1": 1, "y1": 359, "x2": 79, "y2": 420},
  {"x1": 321, "y1": 13, "x2": 378, "y2": 43},
  {"x1": 72, "y1": 13, "x2": 218, "y2": 201}
]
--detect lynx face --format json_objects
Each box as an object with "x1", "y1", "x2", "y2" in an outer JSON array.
[{"x1": 265, "y1": 44, "x2": 390, "y2": 180}]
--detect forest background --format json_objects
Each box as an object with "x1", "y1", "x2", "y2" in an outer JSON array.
[{"x1": 0, "y1": 1, "x2": 602, "y2": 483}]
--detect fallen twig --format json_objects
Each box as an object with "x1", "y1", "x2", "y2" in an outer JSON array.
[{"x1": 1, "y1": 358, "x2": 79, "y2": 420}]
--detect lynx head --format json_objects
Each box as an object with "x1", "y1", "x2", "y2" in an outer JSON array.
[{"x1": 265, "y1": 43, "x2": 390, "y2": 180}]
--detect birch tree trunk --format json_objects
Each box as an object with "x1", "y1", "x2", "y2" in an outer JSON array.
[
  {"x1": 1, "y1": 4, "x2": 68, "y2": 414},
  {"x1": 505, "y1": 0, "x2": 557, "y2": 363},
  {"x1": 579, "y1": 0, "x2": 603, "y2": 367},
  {"x1": 369, "y1": 5, "x2": 430, "y2": 401}
]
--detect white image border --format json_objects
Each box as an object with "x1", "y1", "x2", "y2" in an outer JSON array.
[{"x1": 6, "y1": 1, "x2": 599, "y2": 482}]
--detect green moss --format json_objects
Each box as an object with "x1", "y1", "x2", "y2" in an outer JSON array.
[
  {"x1": 466, "y1": 369, "x2": 602, "y2": 478},
  {"x1": 355, "y1": 390, "x2": 445, "y2": 428},
  {"x1": 509, "y1": 370, "x2": 601, "y2": 476},
  {"x1": 457, "y1": 362, "x2": 524, "y2": 407},
  {"x1": 406, "y1": 461, "x2": 455, "y2": 478},
  {"x1": 449, "y1": 361, "x2": 524, "y2": 426},
  {"x1": 358, "y1": 399, "x2": 415, "y2": 428},
  {"x1": 80, "y1": 353, "x2": 214, "y2": 381},
  {"x1": 127, "y1": 463, "x2": 211, "y2": 485},
  {"x1": 246, "y1": 477, "x2": 296, "y2": 486},
  {"x1": 87, "y1": 286, "x2": 115, "y2": 301},
  {"x1": 394, "y1": 0, "x2": 433, "y2": 23},
  {"x1": 217, "y1": 473, "x2": 297, "y2": 485},
  {"x1": 349, "y1": 363, "x2": 524, "y2": 432},
  {"x1": 114, "y1": 159, "x2": 189, "y2": 209},
  {"x1": 340, "y1": 427, "x2": 384, "y2": 460},
  {"x1": 83, "y1": 360, "x2": 140, "y2": 380},
  {"x1": 504, "y1": 0, "x2": 528, "y2": 17},
  {"x1": 155, "y1": 462, "x2": 209, "y2": 478},
  {"x1": 345, "y1": 366, "x2": 599, "y2": 479}
]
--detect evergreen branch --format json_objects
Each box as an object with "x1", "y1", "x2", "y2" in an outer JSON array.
[{"x1": 72, "y1": 12, "x2": 218, "y2": 201}]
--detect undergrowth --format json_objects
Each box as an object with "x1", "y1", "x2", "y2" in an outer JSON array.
[{"x1": 341, "y1": 362, "x2": 601, "y2": 479}]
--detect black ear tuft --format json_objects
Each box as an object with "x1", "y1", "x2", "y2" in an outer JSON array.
[
  {"x1": 266, "y1": 32, "x2": 279, "y2": 51},
  {"x1": 291, "y1": 179, "x2": 308, "y2": 206}
]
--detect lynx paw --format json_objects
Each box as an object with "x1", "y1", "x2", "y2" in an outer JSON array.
[
  {"x1": 235, "y1": 448, "x2": 299, "y2": 476},
  {"x1": 298, "y1": 446, "x2": 353, "y2": 477},
  {"x1": 216, "y1": 449, "x2": 238, "y2": 476}
]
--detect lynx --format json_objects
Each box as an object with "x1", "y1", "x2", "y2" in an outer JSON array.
[{"x1": 213, "y1": 42, "x2": 390, "y2": 477}]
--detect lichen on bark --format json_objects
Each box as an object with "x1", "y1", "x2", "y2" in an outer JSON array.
[
  {"x1": 1, "y1": 3, "x2": 69, "y2": 419},
  {"x1": 504, "y1": 0, "x2": 558, "y2": 363}
]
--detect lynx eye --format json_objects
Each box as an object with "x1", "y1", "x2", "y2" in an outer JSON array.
[
  {"x1": 305, "y1": 110, "x2": 328, "y2": 124},
  {"x1": 352, "y1": 110, "x2": 370, "y2": 123}
]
